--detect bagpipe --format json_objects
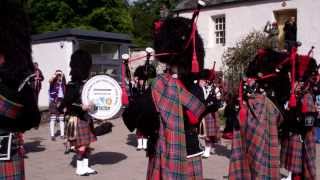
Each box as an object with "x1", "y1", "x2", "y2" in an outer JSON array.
[
  {"x1": 194, "y1": 61, "x2": 223, "y2": 113},
  {"x1": 0, "y1": 73, "x2": 39, "y2": 160},
  {"x1": 121, "y1": 0, "x2": 210, "y2": 156},
  {"x1": 239, "y1": 44, "x2": 319, "y2": 136},
  {"x1": 121, "y1": 48, "x2": 161, "y2": 156}
]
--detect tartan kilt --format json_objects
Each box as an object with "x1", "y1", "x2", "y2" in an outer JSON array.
[
  {"x1": 280, "y1": 128, "x2": 316, "y2": 179},
  {"x1": 229, "y1": 130, "x2": 251, "y2": 180},
  {"x1": 71, "y1": 117, "x2": 96, "y2": 147},
  {"x1": 187, "y1": 156, "x2": 203, "y2": 179},
  {"x1": 204, "y1": 112, "x2": 220, "y2": 138},
  {"x1": 147, "y1": 155, "x2": 203, "y2": 180},
  {"x1": 280, "y1": 134, "x2": 303, "y2": 173},
  {"x1": 0, "y1": 137, "x2": 25, "y2": 180},
  {"x1": 304, "y1": 129, "x2": 316, "y2": 179},
  {"x1": 48, "y1": 98, "x2": 63, "y2": 114}
]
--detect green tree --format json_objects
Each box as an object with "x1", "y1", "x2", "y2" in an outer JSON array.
[
  {"x1": 129, "y1": 0, "x2": 182, "y2": 47},
  {"x1": 222, "y1": 31, "x2": 271, "y2": 94},
  {"x1": 28, "y1": 0, "x2": 133, "y2": 34}
]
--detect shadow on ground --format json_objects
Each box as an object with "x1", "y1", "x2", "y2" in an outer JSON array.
[
  {"x1": 94, "y1": 121, "x2": 114, "y2": 136},
  {"x1": 213, "y1": 143, "x2": 231, "y2": 159},
  {"x1": 24, "y1": 138, "x2": 46, "y2": 155},
  {"x1": 70, "y1": 152, "x2": 127, "y2": 167},
  {"x1": 126, "y1": 133, "x2": 137, "y2": 147}
]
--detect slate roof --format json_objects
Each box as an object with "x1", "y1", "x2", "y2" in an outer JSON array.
[
  {"x1": 175, "y1": 0, "x2": 267, "y2": 11},
  {"x1": 32, "y1": 28, "x2": 132, "y2": 44}
]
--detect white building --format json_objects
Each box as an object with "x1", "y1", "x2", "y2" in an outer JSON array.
[
  {"x1": 175, "y1": 0, "x2": 320, "y2": 70},
  {"x1": 32, "y1": 29, "x2": 131, "y2": 108}
]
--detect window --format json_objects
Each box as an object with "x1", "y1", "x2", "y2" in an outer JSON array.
[
  {"x1": 214, "y1": 16, "x2": 225, "y2": 45},
  {"x1": 78, "y1": 40, "x2": 119, "y2": 59}
]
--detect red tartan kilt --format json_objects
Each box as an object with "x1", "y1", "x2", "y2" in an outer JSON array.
[
  {"x1": 0, "y1": 150, "x2": 25, "y2": 180},
  {"x1": 147, "y1": 155, "x2": 203, "y2": 180},
  {"x1": 204, "y1": 113, "x2": 220, "y2": 138},
  {"x1": 187, "y1": 156, "x2": 203, "y2": 179},
  {"x1": 280, "y1": 134, "x2": 303, "y2": 173},
  {"x1": 75, "y1": 118, "x2": 96, "y2": 147}
]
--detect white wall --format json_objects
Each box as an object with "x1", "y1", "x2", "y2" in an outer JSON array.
[
  {"x1": 179, "y1": 0, "x2": 320, "y2": 70},
  {"x1": 32, "y1": 41, "x2": 73, "y2": 108}
]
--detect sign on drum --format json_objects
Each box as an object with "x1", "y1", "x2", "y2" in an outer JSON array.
[{"x1": 81, "y1": 75, "x2": 122, "y2": 120}]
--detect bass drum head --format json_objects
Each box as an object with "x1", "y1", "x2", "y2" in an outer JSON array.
[{"x1": 81, "y1": 75, "x2": 122, "y2": 120}]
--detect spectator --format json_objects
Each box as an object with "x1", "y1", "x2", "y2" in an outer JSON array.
[
  {"x1": 283, "y1": 16, "x2": 297, "y2": 52},
  {"x1": 49, "y1": 70, "x2": 66, "y2": 141},
  {"x1": 33, "y1": 62, "x2": 44, "y2": 103},
  {"x1": 264, "y1": 21, "x2": 279, "y2": 50}
]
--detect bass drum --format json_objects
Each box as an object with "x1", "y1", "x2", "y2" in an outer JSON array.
[{"x1": 81, "y1": 75, "x2": 122, "y2": 120}]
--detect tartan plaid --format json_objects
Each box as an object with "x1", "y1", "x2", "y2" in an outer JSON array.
[
  {"x1": 280, "y1": 129, "x2": 316, "y2": 179},
  {"x1": 229, "y1": 130, "x2": 251, "y2": 180},
  {"x1": 0, "y1": 135, "x2": 25, "y2": 180},
  {"x1": 48, "y1": 98, "x2": 63, "y2": 115},
  {"x1": 186, "y1": 156, "x2": 203, "y2": 179},
  {"x1": 281, "y1": 93, "x2": 316, "y2": 179},
  {"x1": 280, "y1": 134, "x2": 303, "y2": 173},
  {"x1": 75, "y1": 118, "x2": 96, "y2": 147},
  {"x1": 147, "y1": 74, "x2": 205, "y2": 180},
  {"x1": 203, "y1": 112, "x2": 220, "y2": 138},
  {"x1": 0, "y1": 95, "x2": 23, "y2": 119},
  {"x1": 301, "y1": 92, "x2": 316, "y2": 113},
  {"x1": 303, "y1": 129, "x2": 316, "y2": 179},
  {"x1": 229, "y1": 94, "x2": 283, "y2": 179}
]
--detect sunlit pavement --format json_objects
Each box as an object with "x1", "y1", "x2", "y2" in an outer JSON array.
[{"x1": 24, "y1": 118, "x2": 320, "y2": 180}]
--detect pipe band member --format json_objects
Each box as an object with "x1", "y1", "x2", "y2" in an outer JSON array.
[
  {"x1": 0, "y1": 1, "x2": 41, "y2": 179},
  {"x1": 58, "y1": 50, "x2": 97, "y2": 176}
]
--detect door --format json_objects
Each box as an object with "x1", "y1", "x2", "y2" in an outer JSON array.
[{"x1": 273, "y1": 9, "x2": 297, "y2": 49}]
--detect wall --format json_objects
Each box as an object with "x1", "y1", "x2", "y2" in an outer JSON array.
[
  {"x1": 32, "y1": 41, "x2": 73, "y2": 108},
  {"x1": 179, "y1": 0, "x2": 320, "y2": 70}
]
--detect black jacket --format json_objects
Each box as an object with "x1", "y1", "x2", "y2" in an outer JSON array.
[
  {"x1": 0, "y1": 79, "x2": 41, "y2": 132},
  {"x1": 58, "y1": 81, "x2": 88, "y2": 120}
]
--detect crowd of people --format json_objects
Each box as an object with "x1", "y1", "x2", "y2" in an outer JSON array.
[{"x1": 1, "y1": 1, "x2": 320, "y2": 180}]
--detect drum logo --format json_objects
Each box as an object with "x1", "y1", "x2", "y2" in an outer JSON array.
[{"x1": 82, "y1": 75, "x2": 122, "y2": 120}]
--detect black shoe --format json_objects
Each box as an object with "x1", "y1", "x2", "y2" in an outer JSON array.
[
  {"x1": 51, "y1": 137, "x2": 56, "y2": 141},
  {"x1": 64, "y1": 149, "x2": 70, "y2": 154}
]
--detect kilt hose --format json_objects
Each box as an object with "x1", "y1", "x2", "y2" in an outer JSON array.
[
  {"x1": 281, "y1": 128, "x2": 316, "y2": 179},
  {"x1": 67, "y1": 117, "x2": 96, "y2": 147},
  {"x1": 0, "y1": 136, "x2": 25, "y2": 180}
]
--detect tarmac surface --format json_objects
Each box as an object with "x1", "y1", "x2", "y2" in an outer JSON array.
[{"x1": 24, "y1": 118, "x2": 320, "y2": 180}]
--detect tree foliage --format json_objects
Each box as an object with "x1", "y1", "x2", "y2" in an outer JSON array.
[
  {"x1": 26, "y1": 0, "x2": 184, "y2": 47},
  {"x1": 222, "y1": 31, "x2": 271, "y2": 94},
  {"x1": 28, "y1": 0, "x2": 133, "y2": 34},
  {"x1": 129, "y1": 0, "x2": 182, "y2": 47}
]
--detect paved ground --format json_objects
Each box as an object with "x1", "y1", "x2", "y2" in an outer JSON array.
[{"x1": 24, "y1": 118, "x2": 320, "y2": 180}]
